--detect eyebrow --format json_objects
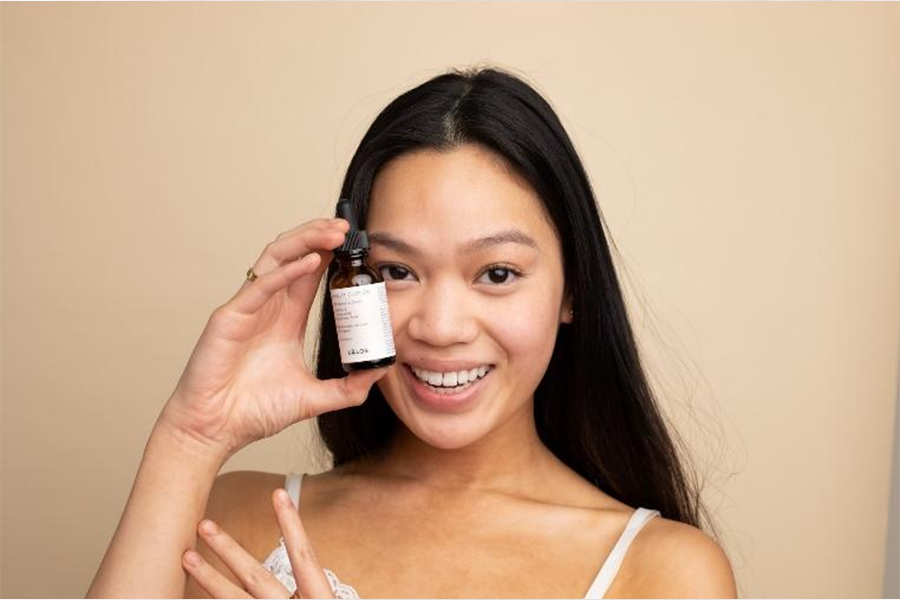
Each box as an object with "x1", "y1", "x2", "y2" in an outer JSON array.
[{"x1": 368, "y1": 228, "x2": 540, "y2": 257}]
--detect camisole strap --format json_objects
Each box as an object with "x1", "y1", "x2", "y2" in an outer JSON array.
[
  {"x1": 284, "y1": 472, "x2": 305, "y2": 510},
  {"x1": 583, "y1": 507, "x2": 661, "y2": 599}
]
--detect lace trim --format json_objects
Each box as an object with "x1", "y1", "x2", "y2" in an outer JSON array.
[{"x1": 262, "y1": 536, "x2": 360, "y2": 599}]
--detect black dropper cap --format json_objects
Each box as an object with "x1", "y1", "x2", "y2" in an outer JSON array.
[{"x1": 335, "y1": 198, "x2": 369, "y2": 255}]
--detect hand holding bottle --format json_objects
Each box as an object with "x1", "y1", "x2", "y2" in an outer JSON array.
[{"x1": 157, "y1": 217, "x2": 390, "y2": 460}]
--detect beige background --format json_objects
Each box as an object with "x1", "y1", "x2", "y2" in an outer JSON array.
[{"x1": 2, "y1": 2, "x2": 898, "y2": 598}]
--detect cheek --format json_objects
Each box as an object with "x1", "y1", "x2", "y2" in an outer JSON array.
[
  {"x1": 375, "y1": 290, "x2": 561, "y2": 403},
  {"x1": 484, "y1": 297, "x2": 560, "y2": 363},
  {"x1": 383, "y1": 283, "x2": 562, "y2": 361}
]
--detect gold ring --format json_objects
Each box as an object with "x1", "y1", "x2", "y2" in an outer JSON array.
[{"x1": 245, "y1": 267, "x2": 258, "y2": 282}]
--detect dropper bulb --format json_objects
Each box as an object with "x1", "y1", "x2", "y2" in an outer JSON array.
[{"x1": 336, "y1": 199, "x2": 358, "y2": 230}]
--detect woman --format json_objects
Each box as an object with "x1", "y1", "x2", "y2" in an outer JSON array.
[{"x1": 86, "y1": 66, "x2": 737, "y2": 599}]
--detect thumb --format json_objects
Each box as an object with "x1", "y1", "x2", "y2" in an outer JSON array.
[{"x1": 309, "y1": 366, "x2": 390, "y2": 415}]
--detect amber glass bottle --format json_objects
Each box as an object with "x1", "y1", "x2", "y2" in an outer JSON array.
[{"x1": 328, "y1": 199, "x2": 396, "y2": 372}]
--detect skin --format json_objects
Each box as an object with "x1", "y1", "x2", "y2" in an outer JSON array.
[{"x1": 183, "y1": 143, "x2": 738, "y2": 598}]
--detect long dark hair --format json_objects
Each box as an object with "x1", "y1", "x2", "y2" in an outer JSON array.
[{"x1": 314, "y1": 65, "x2": 718, "y2": 538}]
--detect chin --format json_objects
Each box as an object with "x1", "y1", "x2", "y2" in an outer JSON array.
[
  {"x1": 401, "y1": 417, "x2": 492, "y2": 451},
  {"x1": 375, "y1": 364, "x2": 510, "y2": 451}
]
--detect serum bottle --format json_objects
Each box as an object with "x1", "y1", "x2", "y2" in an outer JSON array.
[{"x1": 329, "y1": 198, "x2": 396, "y2": 372}]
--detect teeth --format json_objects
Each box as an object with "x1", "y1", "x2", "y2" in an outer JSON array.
[{"x1": 411, "y1": 365, "x2": 492, "y2": 388}]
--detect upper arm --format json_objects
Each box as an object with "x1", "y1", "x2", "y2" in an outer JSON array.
[
  {"x1": 669, "y1": 529, "x2": 738, "y2": 598},
  {"x1": 183, "y1": 470, "x2": 254, "y2": 599},
  {"x1": 636, "y1": 520, "x2": 738, "y2": 599}
]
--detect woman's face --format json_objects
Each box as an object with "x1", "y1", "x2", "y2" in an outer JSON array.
[{"x1": 366, "y1": 143, "x2": 572, "y2": 450}]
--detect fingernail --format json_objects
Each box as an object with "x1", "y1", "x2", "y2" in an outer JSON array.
[
  {"x1": 184, "y1": 550, "x2": 203, "y2": 567},
  {"x1": 199, "y1": 519, "x2": 218, "y2": 535},
  {"x1": 276, "y1": 488, "x2": 293, "y2": 507}
]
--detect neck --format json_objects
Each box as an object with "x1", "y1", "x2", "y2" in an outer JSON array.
[{"x1": 360, "y1": 397, "x2": 559, "y2": 497}]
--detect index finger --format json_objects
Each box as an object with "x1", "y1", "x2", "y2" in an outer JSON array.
[
  {"x1": 273, "y1": 488, "x2": 336, "y2": 599},
  {"x1": 230, "y1": 251, "x2": 322, "y2": 317}
]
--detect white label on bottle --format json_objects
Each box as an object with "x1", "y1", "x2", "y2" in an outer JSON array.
[{"x1": 330, "y1": 281, "x2": 396, "y2": 364}]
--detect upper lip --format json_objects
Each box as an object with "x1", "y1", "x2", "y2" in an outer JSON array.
[{"x1": 405, "y1": 359, "x2": 494, "y2": 373}]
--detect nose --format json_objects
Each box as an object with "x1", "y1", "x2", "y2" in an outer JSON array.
[{"x1": 406, "y1": 277, "x2": 478, "y2": 347}]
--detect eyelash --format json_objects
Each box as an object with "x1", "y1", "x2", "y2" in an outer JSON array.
[{"x1": 376, "y1": 263, "x2": 525, "y2": 286}]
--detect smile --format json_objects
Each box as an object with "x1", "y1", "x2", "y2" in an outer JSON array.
[
  {"x1": 400, "y1": 362, "x2": 494, "y2": 412},
  {"x1": 409, "y1": 364, "x2": 493, "y2": 392}
]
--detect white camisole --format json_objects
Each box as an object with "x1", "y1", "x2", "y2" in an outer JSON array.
[{"x1": 262, "y1": 472, "x2": 660, "y2": 599}]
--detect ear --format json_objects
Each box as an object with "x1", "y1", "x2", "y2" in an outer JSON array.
[{"x1": 559, "y1": 291, "x2": 574, "y2": 325}]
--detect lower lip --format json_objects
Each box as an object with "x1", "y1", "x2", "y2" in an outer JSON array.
[{"x1": 401, "y1": 364, "x2": 492, "y2": 413}]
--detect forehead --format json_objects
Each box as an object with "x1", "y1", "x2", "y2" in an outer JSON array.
[{"x1": 366, "y1": 144, "x2": 557, "y2": 248}]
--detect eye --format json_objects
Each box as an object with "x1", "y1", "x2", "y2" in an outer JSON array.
[
  {"x1": 378, "y1": 263, "x2": 416, "y2": 282},
  {"x1": 477, "y1": 264, "x2": 523, "y2": 286},
  {"x1": 376, "y1": 262, "x2": 524, "y2": 286}
]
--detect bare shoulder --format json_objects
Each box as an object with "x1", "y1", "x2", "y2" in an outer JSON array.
[
  {"x1": 206, "y1": 470, "x2": 287, "y2": 542},
  {"x1": 183, "y1": 470, "x2": 286, "y2": 598},
  {"x1": 207, "y1": 470, "x2": 283, "y2": 510},
  {"x1": 624, "y1": 516, "x2": 738, "y2": 599}
]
